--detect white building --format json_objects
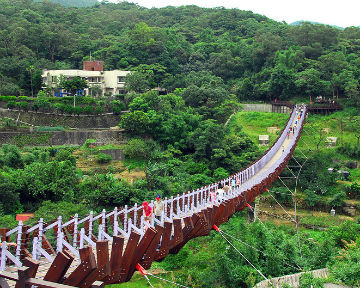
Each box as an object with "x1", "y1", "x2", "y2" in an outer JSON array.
[{"x1": 42, "y1": 61, "x2": 130, "y2": 97}]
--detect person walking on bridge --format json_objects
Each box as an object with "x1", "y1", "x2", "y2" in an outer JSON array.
[
  {"x1": 217, "y1": 185, "x2": 224, "y2": 203},
  {"x1": 153, "y1": 195, "x2": 164, "y2": 226},
  {"x1": 143, "y1": 201, "x2": 152, "y2": 230}
]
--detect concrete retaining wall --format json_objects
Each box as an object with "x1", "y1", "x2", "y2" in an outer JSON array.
[
  {"x1": 99, "y1": 149, "x2": 124, "y2": 160},
  {"x1": 255, "y1": 268, "x2": 329, "y2": 288},
  {"x1": 242, "y1": 104, "x2": 291, "y2": 114},
  {"x1": 0, "y1": 130, "x2": 125, "y2": 146},
  {"x1": 0, "y1": 108, "x2": 121, "y2": 129},
  {"x1": 242, "y1": 104, "x2": 273, "y2": 112}
]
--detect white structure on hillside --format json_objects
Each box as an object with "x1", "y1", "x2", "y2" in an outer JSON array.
[{"x1": 42, "y1": 61, "x2": 130, "y2": 97}]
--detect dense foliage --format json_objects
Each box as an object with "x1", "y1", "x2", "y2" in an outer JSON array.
[
  {"x1": 159, "y1": 214, "x2": 360, "y2": 287},
  {"x1": 0, "y1": 1, "x2": 359, "y2": 107}
]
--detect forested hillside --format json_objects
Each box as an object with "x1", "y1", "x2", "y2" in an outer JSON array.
[
  {"x1": 33, "y1": 0, "x2": 97, "y2": 7},
  {"x1": 0, "y1": 0, "x2": 359, "y2": 105}
]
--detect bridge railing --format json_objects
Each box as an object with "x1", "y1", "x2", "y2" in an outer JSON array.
[{"x1": 0, "y1": 105, "x2": 306, "y2": 270}]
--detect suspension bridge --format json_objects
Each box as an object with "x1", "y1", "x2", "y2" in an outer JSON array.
[{"x1": 0, "y1": 105, "x2": 307, "y2": 288}]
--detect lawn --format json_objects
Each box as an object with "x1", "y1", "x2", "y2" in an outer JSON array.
[{"x1": 229, "y1": 111, "x2": 289, "y2": 151}]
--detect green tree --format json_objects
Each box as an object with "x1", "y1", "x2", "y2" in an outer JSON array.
[
  {"x1": 119, "y1": 110, "x2": 151, "y2": 135},
  {"x1": 329, "y1": 239, "x2": 360, "y2": 287},
  {"x1": 63, "y1": 77, "x2": 88, "y2": 95}
]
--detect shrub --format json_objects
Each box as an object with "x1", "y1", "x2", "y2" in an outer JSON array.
[
  {"x1": 123, "y1": 138, "x2": 150, "y2": 160},
  {"x1": 36, "y1": 126, "x2": 64, "y2": 132},
  {"x1": 17, "y1": 96, "x2": 29, "y2": 101},
  {"x1": 328, "y1": 239, "x2": 360, "y2": 287},
  {"x1": 0, "y1": 95, "x2": 16, "y2": 102},
  {"x1": 299, "y1": 273, "x2": 324, "y2": 288},
  {"x1": 17, "y1": 101, "x2": 29, "y2": 111},
  {"x1": 303, "y1": 189, "x2": 323, "y2": 208},
  {"x1": 28, "y1": 201, "x2": 89, "y2": 225},
  {"x1": 328, "y1": 191, "x2": 346, "y2": 208},
  {"x1": 54, "y1": 149, "x2": 76, "y2": 166},
  {"x1": 6, "y1": 101, "x2": 16, "y2": 109},
  {"x1": 96, "y1": 153, "x2": 112, "y2": 164},
  {"x1": 94, "y1": 106, "x2": 103, "y2": 115},
  {"x1": 345, "y1": 183, "x2": 360, "y2": 199},
  {"x1": 111, "y1": 100, "x2": 126, "y2": 115}
]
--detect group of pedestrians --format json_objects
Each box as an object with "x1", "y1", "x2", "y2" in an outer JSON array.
[
  {"x1": 287, "y1": 105, "x2": 305, "y2": 140},
  {"x1": 142, "y1": 195, "x2": 164, "y2": 230},
  {"x1": 210, "y1": 178, "x2": 240, "y2": 205}
]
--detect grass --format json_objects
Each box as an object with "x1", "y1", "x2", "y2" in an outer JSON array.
[
  {"x1": 349, "y1": 168, "x2": 360, "y2": 183},
  {"x1": 108, "y1": 271, "x2": 177, "y2": 287},
  {"x1": 229, "y1": 111, "x2": 289, "y2": 150},
  {"x1": 297, "y1": 108, "x2": 358, "y2": 152}
]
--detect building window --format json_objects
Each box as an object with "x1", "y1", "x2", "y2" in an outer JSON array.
[{"x1": 117, "y1": 76, "x2": 125, "y2": 83}]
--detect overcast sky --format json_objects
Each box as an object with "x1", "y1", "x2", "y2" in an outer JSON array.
[{"x1": 116, "y1": 0, "x2": 360, "y2": 28}]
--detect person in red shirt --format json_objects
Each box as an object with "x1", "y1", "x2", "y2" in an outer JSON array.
[{"x1": 142, "y1": 201, "x2": 152, "y2": 223}]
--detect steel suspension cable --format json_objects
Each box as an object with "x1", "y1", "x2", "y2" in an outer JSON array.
[
  {"x1": 213, "y1": 225, "x2": 268, "y2": 281},
  {"x1": 219, "y1": 230, "x2": 302, "y2": 271},
  {"x1": 266, "y1": 189, "x2": 296, "y2": 222}
]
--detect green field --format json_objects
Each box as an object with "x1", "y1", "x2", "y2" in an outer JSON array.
[{"x1": 229, "y1": 111, "x2": 289, "y2": 151}]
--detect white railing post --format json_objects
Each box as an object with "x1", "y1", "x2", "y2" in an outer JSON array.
[
  {"x1": 102, "y1": 209, "x2": 106, "y2": 233},
  {"x1": 176, "y1": 195, "x2": 180, "y2": 215},
  {"x1": 124, "y1": 205, "x2": 128, "y2": 234},
  {"x1": 56, "y1": 216, "x2": 63, "y2": 253},
  {"x1": 182, "y1": 194, "x2": 185, "y2": 212},
  {"x1": 98, "y1": 224, "x2": 103, "y2": 241},
  {"x1": 37, "y1": 218, "x2": 44, "y2": 260},
  {"x1": 32, "y1": 237, "x2": 38, "y2": 260},
  {"x1": 1, "y1": 242, "x2": 7, "y2": 271},
  {"x1": 73, "y1": 213, "x2": 78, "y2": 248},
  {"x1": 80, "y1": 228, "x2": 85, "y2": 249},
  {"x1": 164, "y1": 198, "x2": 168, "y2": 218},
  {"x1": 89, "y1": 211, "x2": 93, "y2": 238},
  {"x1": 134, "y1": 204, "x2": 137, "y2": 227},
  {"x1": 114, "y1": 207, "x2": 118, "y2": 236},
  {"x1": 170, "y1": 196, "x2": 174, "y2": 220},
  {"x1": 15, "y1": 221, "x2": 23, "y2": 261}
]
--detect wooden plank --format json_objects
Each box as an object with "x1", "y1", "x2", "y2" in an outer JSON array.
[
  {"x1": 194, "y1": 211, "x2": 210, "y2": 237},
  {"x1": 26, "y1": 277, "x2": 77, "y2": 288},
  {"x1": 43, "y1": 252, "x2": 73, "y2": 283},
  {"x1": 155, "y1": 221, "x2": 172, "y2": 261},
  {"x1": 78, "y1": 242, "x2": 111, "y2": 288},
  {"x1": 96, "y1": 241, "x2": 109, "y2": 268},
  {"x1": 79, "y1": 263, "x2": 109, "y2": 288},
  {"x1": 124, "y1": 227, "x2": 157, "y2": 282},
  {"x1": 79, "y1": 246, "x2": 93, "y2": 262},
  {"x1": 15, "y1": 257, "x2": 39, "y2": 288},
  {"x1": 181, "y1": 216, "x2": 194, "y2": 239},
  {"x1": 114, "y1": 231, "x2": 140, "y2": 283},
  {"x1": 170, "y1": 213, "x2": 203, "y2": 254},
  {"x1": 169, "y1": 218, "x2": 182, "y2": 249},
  {"x1": 104, "y1": 231, "x2": 140, "y2": 284},
  {"x1": 214, "y1": 202, "x2": 227, "y2": 226},
  {"x1": 0, "y1": 228, "x2": 10, "y2": 242},
  {"x1": 141, "y1": 224, "x2": 164, "y2": 269},
  {"x1": 109, "y1": 236, "x2": 124, "y2": 273},
  {"x1": 63, "y1": 253, "x2": 96, "y2": 286}
]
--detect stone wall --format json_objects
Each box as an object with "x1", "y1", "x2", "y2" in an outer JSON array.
[
  {"x1": 0, "y1": 108, "x2": 122, "y2": 129},
  {"x1": 255, "y1": 268, "x2": 329, "y2": 288},
  {"x1": 0, "y1": 130, "x2": 125, "y2": 146},
  {"x1": 242, "y1": 104, "x2": 291, "y2": 114},
  {"x1": 99, "y1": 149, "x2": 125, "y2": 161}
]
